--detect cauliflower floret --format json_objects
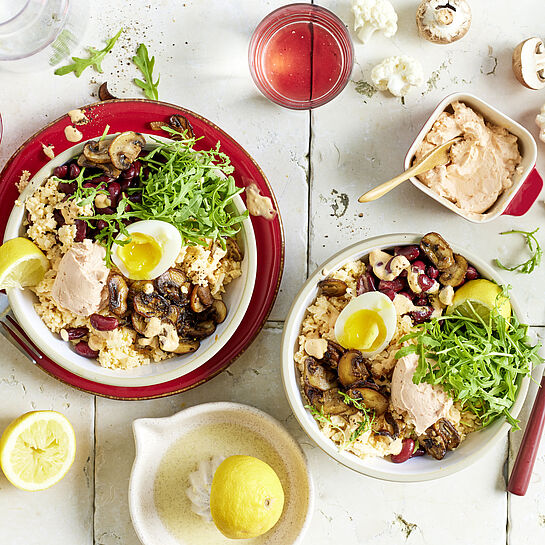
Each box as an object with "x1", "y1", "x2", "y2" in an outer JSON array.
[
  {"x1": 371, "y1": 56, "x2": 424, "y2": 97},
  {"x1": 352, "y1": 0, "x2": 398, "y2": 44},
  {"x1": 536, "y1": 104, "x2": 545, "y2": 143}
]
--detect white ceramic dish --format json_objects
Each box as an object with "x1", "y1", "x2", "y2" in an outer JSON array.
[
  {"x1": 129, "y1": 402, "x2": 314, "y2": 545},
  {"x1": 404, "y1": 92, "x2": 539, "y2": 223},
  {"x1": 281, "y1": 233, "x2": 531, "y2": 482},
  {"x1": 4, "y1": 134, "x2": 257, "y2": 387}
]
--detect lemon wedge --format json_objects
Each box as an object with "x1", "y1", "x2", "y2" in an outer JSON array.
[
  {"x1": 448, "y1": 279, "x2": 511, "y2": 321},
  {"x1": 0, "y1": 411, "x2": 76, "y2": 491},
  {"x1": 0, "y1": 237, "x2": 49, "y2": 290},
  {"x1": 210, "y1": 455, "x2": 284, "y2": 539}
]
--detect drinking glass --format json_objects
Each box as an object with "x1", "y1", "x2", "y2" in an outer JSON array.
[
  {"x1": 249, "y1": 3, "x2": 354, "y2": 109},
  {"x1": 0, "y1": 0, "x2": 88, "y2": 72}
]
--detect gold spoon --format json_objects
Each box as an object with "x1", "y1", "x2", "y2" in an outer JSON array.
[{"x1": 358, "y1": 137, "x2": 462, "y2": 203}]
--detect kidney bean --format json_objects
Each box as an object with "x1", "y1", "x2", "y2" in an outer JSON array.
[
  {"x1": 57, "y1": 181, "x2": 76, "y2": 195},
  {"x1": 83, "y1": 182, "x2": 97, "y2": 189},
  {"x1": 107, "y1": 181, "x2": 121, "y2": 205},
  {"x1": 465, "y1": 265, "x2": 479, "y2": 281},
  {"x1": 411, "y1": 447, "x2": 426, "y2": 458},
  {"x1": 411, "y1": 306, "x2": 434, "y2": 324},
  {"x1": 53, "y1": 209, "x2": 65, "y2": 227},
  {"x1": 356, "y1": 270, "x2": 377, "y2": 295},
  {"x1": 68, "y1": 163, "x2": 81, "y2": 179},
  {"x1": 93, "y1": 175, "x2": 114, "y2": 186},
  {"x1": 414, "y1": 294, "x2": 428, "y2": 306},
  {"x1": 391, "y1": 439, "x2": 415, "y2": 464},
  {"x1": 74, "y1": 219, "x2": 87, "y2": 242},
  {"x1": 412, "y1": 260, "x2": 427, "y2": 273},
  {"x1": 418, "y1": 274, "x2": 435, "y2": 292},
  {"x1": 382, "y1": 289, "x2": 396, "y2": 301},
  {"x1": 394, "y1": 245, "x2": 420, "y2": 262},
  {"x1": 399, "y1": 269, "x2": 408, "y2": 278},
  {"x1": 379, "y1": 278, "x2": 405, "y2": 293},
  {"x1": 74, "y1": 341, "x2": 98, "y2": 358},
  {"x1": 119, "y1": 179, "x2": 132, "y2": 192},
  {"x1": 100, "y1": 207, "x2": 115, "y2": 215},
  {"x1": 53, "y1": 165, "x2": 69, "y2": 179},
  {"x1": 128, "y1": 192, "x2": 143, "y2": 204},
  {"x1": 96, "y1": 219, "x2": 109, "y2": 232},
  {"x1": 64, "y1": 327, "x2": 88, "y2": 340},
  {"x1": 121, "y1": 160, "x2": 141, "y2": 179},
  {"x1": 90, "y1": 314, "x2": 119, "y2": 331},
  {"x1": 398, "y1": 291, "x2": 414, "y2": 301},
  {"x1": 426, "y1": 265, "x2": 439, "y2": 280}
]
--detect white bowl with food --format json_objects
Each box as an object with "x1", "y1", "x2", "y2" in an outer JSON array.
[
  {"x1": 4, "y1": 132, "x2": 257, "y2": 387},
  {"x1": 405, "y1": 93, "x2": 541, "y2": 223},
  {"x1": 129, "y1": 402, "x2": 314, "y2": 545},
  {"x1": 281, "y1": 233, "x2": 540, "y2": 482}
]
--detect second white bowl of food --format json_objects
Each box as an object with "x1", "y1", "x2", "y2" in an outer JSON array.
[
  {"x1": 281, "y1": 233, "x2": 536, "y2": 482},
  {"x1": 129, "y1": 402, "x2": 313, "y2": 545},
  {"x1": 405, "y1": 92, "x2": 539, "y2": 223},
  {"x1": 4, "y1": 133, "x2": 257, "y2": 387}
]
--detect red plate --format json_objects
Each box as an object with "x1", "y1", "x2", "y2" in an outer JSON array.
[{"x1": 0, "y1": 100, "x2": 284, "y2": 399}]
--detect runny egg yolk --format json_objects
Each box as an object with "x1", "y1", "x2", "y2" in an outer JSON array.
[
  {"x1": 338, "y1": 309, "x2": 387, "y2": 352},
  {"x1": 117, "y1": 232, "x2": 162, "y2": 279}
]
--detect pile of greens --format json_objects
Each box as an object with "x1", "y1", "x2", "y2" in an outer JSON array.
[
  {"x1": 67, "y1": 131, "x2": 248, "y2": 265},
  {"x1": 395, "y1": 298, "x2": 543, "y2": 428}
]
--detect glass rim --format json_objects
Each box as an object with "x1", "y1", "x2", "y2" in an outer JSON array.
[{"x1": 248, "y1": 3, "x2": 354, "y2": 110}]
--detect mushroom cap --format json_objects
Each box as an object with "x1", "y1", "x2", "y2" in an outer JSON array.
[
  {"x1": 512, "y1": 37, "x2": 545, "y2": 90},
  {"x1": 416, "y1": 0, "x2": 472, "y2": 45}
]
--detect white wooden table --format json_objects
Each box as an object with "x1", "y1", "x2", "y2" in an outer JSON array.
[{"x1": 1, "y1": 1, "x2": 545, "y2": 543}]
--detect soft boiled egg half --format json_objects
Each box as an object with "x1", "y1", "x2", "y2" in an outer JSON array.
[
  {"x1": 111, "y1": 220, "x2": 182, "y2": 280},
  {"x1": 334, "y1": 291, "x2": 397, "y2": 357}
]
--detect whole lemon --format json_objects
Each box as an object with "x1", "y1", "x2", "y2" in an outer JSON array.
[{"x1": 209, "y1": 455, "x2": 284, "y2": 539}]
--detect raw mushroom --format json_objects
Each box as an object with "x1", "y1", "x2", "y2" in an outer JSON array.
[
  {"x1": 108, "y1": 131, "x2": 146, "y2": 170},
  {"x1": 420, "y1": 232, "x2": 454, "y2": 271},
  {"x1": 439, "y1": 253, "x2": 467, "y2": 287},
  {"x1": 83, "y1": 140, "x2": 111, "y2": 164},
  {"x1": 416, "y1": 0, "x2": 471, "y2": 45},
  {"x1": 512, "y1": 37, "x2": 545, "y2": 90},
  {"x1": 337, "y1": 350, "x2": 369, "y2": 387}
]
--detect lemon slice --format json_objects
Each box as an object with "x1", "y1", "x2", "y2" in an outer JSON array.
[
  {"x1": 0, "y1": 237, "x2": 49, "y2": 290},
  {"x1": 448, "y1": 279, "x2": 511, "y2": 321},
  {"x1": 0, "y1": 411, "x2": 76, "y2": 491},
  {"x1": 210, "y1": 455, "x2": 284, "y2": 539}
]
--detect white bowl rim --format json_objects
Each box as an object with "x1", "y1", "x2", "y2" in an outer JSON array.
[
  {"x1": 4, "y1": 134, "x2": 257, "y2": 387},
  {"x1": 281, "y1": 232, "x2": 531, "y2": 482},
  {"x1": 404, "y1": 92, "x2": 538, "y2": 224},
  {"x1": 128, "y1": 401, "x2": 315, "y2": 545}
]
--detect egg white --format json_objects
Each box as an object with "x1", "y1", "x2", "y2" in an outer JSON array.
[
  {"x1": 334, "y1": 291, "x2": 397, "y2": 357},
  {"x1": 111, "y1": 220, "x2": 182, "y2": 280}
]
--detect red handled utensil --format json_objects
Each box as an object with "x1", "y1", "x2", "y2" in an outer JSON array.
[{"x1": 508, "y1": 373, "x2": 545, "y2": 496}]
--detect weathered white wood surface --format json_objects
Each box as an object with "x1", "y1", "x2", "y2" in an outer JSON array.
[{"x1": 0, "y1": 1, "x2": 544, "y2": 544}]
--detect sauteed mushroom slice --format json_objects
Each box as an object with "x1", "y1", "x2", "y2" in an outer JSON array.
[
  {"x1": 419, "y1": 424, "x2": 447, "y2": 460},
  {"x1": 420, "y1": 232, "x2": 454, "y2": 271},
  {"x1": 435, "y1": 418, "x2": 461, "y2": 450},
  {"x1": 129, "y1": 280, "x2": 155, "y2": 297},
  {"x1": 108, "y1": 273, "x2": 129, "y2": 316},
  {"x1": 190, "y1": 284, "x2": 213, "y2": 313},
  {"x1": 439, "y1": 253, "x2": 468, "y2": 287},
  {"x1": 337, "y1": 350, "x2": 369, "y2": 387},
  {"x1": 346, "y1": 385, "x2": 389, "y2": 416},
  {"x1": 322, "y1": 340, "x2": 344, "y2": 370},
  {"x1": 155, "y1": 268, "x2": 189, "y2": 303},
  {"x1": 169, "y1": 114, "x2": 194, "y2": 138},
  {"x1": 375, "y1": 411, "x2": 400, "y2": 439},
  {"x1": 306, "y1": 387, "x2": 357, "y2": 416},
  {"x1": 209, "y1": 299, "x2": 227, "y2": 324},
  {"x1": 304, "y1": 357, "x2": 338, "y2": 391},
  {"x1": 77, "y1": 154, "x2": 122, "y2": 178},
  {"x1": 133, "y1": 292, "x2": 170, "y2": 318},
  {"x1": 83, "y1": 140, "x2": 111, "y2": 164},
  {"x1": 226, "y1": 238, "x2": 243, "y2": 262},
  {"x1": 318, "y1": 278, "x2": 347, "y2": 297},
  {"x1": 98, "y1": 82, "x2": 117, "y2": 101},
  {"x1": 183, "y1": 320, "x2": 216, "y2": 340},
  {"x1": 109, "y1": 131, "x2": 146, "y2": 170},
  {"x1": 165, "y1": 305, "x2": 181, "y2": 325},
  {"x1": 131, "y1": 312, "x2": 148, "y2": 335},
  {"x1": 172, "y1": 339, "x2": 200, "y2": 354}
]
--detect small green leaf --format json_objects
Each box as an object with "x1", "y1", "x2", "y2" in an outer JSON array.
[
  {"x1": 132, "y1": 43, "x2": 160, "y2": 100},
  {"x1": 495, "y1": 228, "x2": 542, "y2": 274}
]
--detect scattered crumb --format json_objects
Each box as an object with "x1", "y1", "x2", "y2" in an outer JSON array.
[
  {"x1": 14, "y1": 199, "x2": 24, "y2": 207},
  {"x1": 16, "y1": 170, "x2": 31, "y2": 193},
  {"x1": 68, "y1": 109, "x2": 89, "y2": 125},
  {"x1": 395, "y1": 514, "x2": 418, "y2": 539},
  {"x1": 64, "y1": 125, "x2": 83, "y2": 142},
  {"x1": 41, "y1": 143, "x2": 55, "y2": 159},
  {"x1": 354, "y1": 80, "x2": 377, "y2": 98}
]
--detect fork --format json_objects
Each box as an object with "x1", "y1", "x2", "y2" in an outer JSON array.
[{"x1": 0, "y1": 293, "x2": 42, "y2": 364}]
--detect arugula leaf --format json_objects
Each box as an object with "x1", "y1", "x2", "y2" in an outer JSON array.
[
  {"x1": 55, "y1": 28, "x2": 123, "y2": 77},
  {"x1": 395, "y1": 299, "x2": 543, "y2": 429},
  {"x1": 495, "y1": 228, "x2": 542, "y2": 274},
  {"x1": 132, "y1": 44, "x2": 160, "y2": 100}
]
